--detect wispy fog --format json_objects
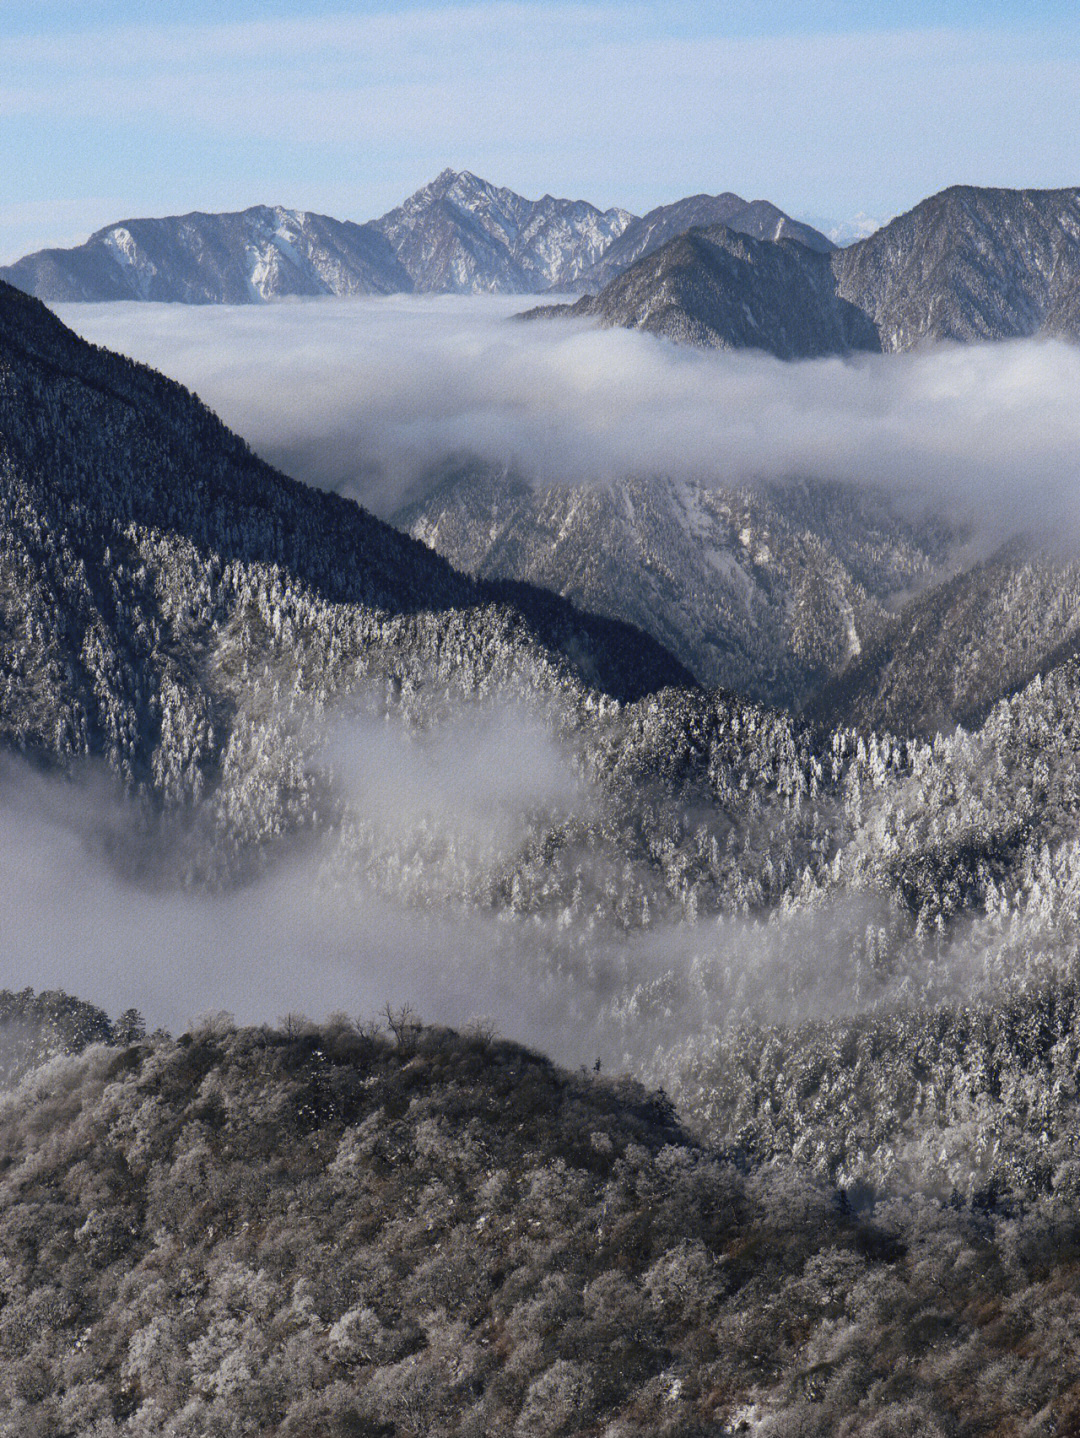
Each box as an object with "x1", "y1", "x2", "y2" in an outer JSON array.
[
  {"x1": 0, "y1": 704, "x2": 611, "y2": 1063},
  {"x1": 59, "y1": 295, "x2": 1080, "y2": 544},
  {"x1": 0, "y1": 751, "x2": 586, "y2": 1058},
  {"x1": 325, "y1": 703, "x2": 588, "y2": 857},
  {"x1": 0, "y1": 694, "x2": 1022, "y2": 1076}
]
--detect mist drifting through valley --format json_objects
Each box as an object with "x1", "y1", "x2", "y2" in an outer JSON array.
[
  {"x1": 0, "y1": 710, "x2": 1014, "y2": 1079},
  {"x1": 59, "y1": 294, "x2": 1080, "y2": 546},
  {"x1": 0, "y1": 293, "x2": 1071, "y2": 1082}
]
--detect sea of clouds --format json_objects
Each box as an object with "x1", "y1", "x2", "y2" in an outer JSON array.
[{"x1": 58, "y1": 294, "x2": 1080, "y2": 545}]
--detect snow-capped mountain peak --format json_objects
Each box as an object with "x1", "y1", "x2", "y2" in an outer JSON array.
[{"x1": 371, "y1": 172, "x2": 634, "y2": 292}]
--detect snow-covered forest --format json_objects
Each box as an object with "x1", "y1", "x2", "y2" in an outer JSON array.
[
  {"x1": 5, "y1": 996, "x2": 1080, "y2": 1436},
  {"x1": 7, "y1": 272, "x2": 1080, "y2": 1431}
]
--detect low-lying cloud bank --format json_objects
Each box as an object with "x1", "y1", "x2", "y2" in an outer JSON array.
[
  {"x1": 0, "y1": 757, "x2": 966, "y2": 1068},
  {"x1": 0, "y1": 747, "x2": 590, "y2": 1058},
  {"x1": 59, "y1": 295, "x2": 1080, "y2": 544}
]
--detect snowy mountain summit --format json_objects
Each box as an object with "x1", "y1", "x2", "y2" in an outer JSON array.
[
  {"x1": 529, "y1": 184, "x2": 1080, "y2": 356},
  {"x1": 372, "y1": 168, "x2": 635, "y2": 292}
]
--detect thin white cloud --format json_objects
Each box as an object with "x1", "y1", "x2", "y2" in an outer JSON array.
[
  {"x1": 0, "y1": 721, "x2": 997, "y2": 1069},
  {"x1": 0, "y1": 703, "x2": 1040, "y2": 1076}
]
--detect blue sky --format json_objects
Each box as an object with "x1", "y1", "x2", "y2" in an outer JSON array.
[{"x1": 3, "y1": 1, "x2": 1079, "y2": 261}]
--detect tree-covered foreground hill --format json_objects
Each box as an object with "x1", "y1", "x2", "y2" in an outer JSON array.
[{"x1": 3, "y1": 994, "x2": 1080, "y2": 1438}]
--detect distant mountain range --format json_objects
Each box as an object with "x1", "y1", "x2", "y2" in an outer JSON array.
[
  {"x1": 7, "y1": 177, "x2": 1080, "y2": 360},
  {"x1": 571, "y1": 192, "x2": 834, "y2": 290},
  {"x1": 529, "y1": 184, "x2": 1080, "y2": 355},
  {"x1": 0, "y1": 171, "x2": 830, "y2": 303},
  {"x1": 0, "y1": 207, "x2": 411, "y2": 304},
  {"x1": 833, "y1": 184, "x2": 1080, "y2": 350},
  {"x1": 370, "y1": 169, "x2": 635, "y2": 293}
]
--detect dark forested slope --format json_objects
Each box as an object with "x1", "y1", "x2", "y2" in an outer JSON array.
[{"x1": 0, "y1": 277, "x2": 690, "y2": 796}]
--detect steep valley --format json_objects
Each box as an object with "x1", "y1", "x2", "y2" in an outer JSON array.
[{"x1": 6, "y1": 267, "x2": 1080, "y2": 1433}]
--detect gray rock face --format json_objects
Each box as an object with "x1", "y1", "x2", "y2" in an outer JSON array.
[
  {"x1": 397, "y1": 466, "x2": 953, "y2": 709},
  {"x1": 833, "y1": 184, "x2": 1080, "y2": 350},
  {"x1": 525, "y1": 225, "x2": 880, "y2": 359},
  {"x1": 0, "y1": 207, "x2": 411, "y2": 304},
  {"x1": 371, "y1": 169, "x2": 635, "y2": 293},
  {"x1": 577, "y1": 193, "x2": 834, "y2": 290}
]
